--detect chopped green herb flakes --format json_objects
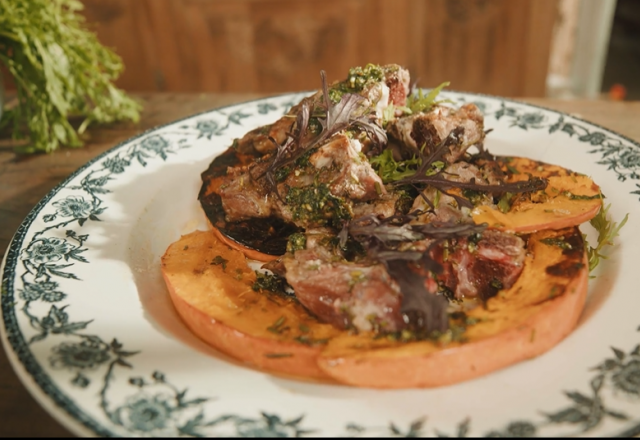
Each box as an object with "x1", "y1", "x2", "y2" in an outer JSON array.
[{"x1": 210, "y1": 255, "x2": 228, "y2": 270}]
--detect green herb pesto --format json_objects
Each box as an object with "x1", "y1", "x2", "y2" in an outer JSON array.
[
  {"x1": 328, "y1": 63, "x2": 385, "y2": 103},
  {"x1": 274, "y1": 147, "x2": 319, "y2": 183},
  {"x1": 286, "y1": 233, "x2": 307, "y2": 253},
  {"x1": 468, "y1": 232, "x2": 482, "y2": 244},
  {"x1": 294, "y1": 147, "x2": 317, "y2": 169},
  {"x1": 540, "y1": 236, "x2": 573, "y2": 250},
  {"x1": 308, "y1": 117, "x2": 322, "y2": 135},
  {"x1": 275, "y1": 166, "x2": 292, "y2": 182},
  {"x1": 285, "y1": 182, "x2": 352, "y2": 226},
  {"x1": 252, "y1": 272, "x2": 291, "y2": 298}
]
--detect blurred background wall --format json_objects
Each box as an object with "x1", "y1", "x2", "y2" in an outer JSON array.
[
  {"x1": 74, "y1": 0, "x2": 636, "y2": 98},
  {"x1": 79, "y1": 0, "x2": 558, "y2": 97}
]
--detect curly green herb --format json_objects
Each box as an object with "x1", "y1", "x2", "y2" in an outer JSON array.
[
  {"x1": 586, "y1": 203, "x2": 628, "y2": 272},
  {"x1": 406, "y1": 81, "x2": 451, "y2": 113},
  {"x1": 369, "y1": 149, "x2": 420, "y2": 183}
]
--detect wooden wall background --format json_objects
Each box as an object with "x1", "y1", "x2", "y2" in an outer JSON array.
[{"x1": 80, "y1": 0, "x2": 559, "y2": 97}]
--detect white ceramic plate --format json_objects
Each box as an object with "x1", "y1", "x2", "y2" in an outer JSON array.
[{"x1": 2, "y1": 92, "x2": 640, "y2": 437}]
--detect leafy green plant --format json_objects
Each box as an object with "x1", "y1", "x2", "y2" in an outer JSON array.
[{"x1": 0, "y1": 0, "x2": 141, "y2": 153}]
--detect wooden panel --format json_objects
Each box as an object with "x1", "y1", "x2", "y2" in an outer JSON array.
[{"x1": 81, "y1": 0, "x2": 558, "y2": 97}]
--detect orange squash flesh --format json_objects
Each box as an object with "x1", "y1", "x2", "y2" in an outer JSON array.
[
  {"x1": 161, "y1": 230, "x2": 341, "y2": 380},
  {"x1": 472, "y1": 157, "x2": 602, "y2": 232},
  {"x1": 162, "y1": 227, "x2": 588, "y2": 388}
]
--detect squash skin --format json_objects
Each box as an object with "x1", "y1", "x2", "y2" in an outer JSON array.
[{"x1": 162, "y1": 227, "x2": 589, "y2": 388}]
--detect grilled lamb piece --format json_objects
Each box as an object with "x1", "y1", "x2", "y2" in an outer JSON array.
[
  {"x1": 218, "y1": 133, "x2": 386, "y2": 227},
  {"x1": 416, "y1": 229, "x2": 526, "y2": 300},
  {"x1": 280, "y1": 226, "x2": 525, "y2": 333},
  {"x1": 308, "y1": 133, "x2": 386, "y2": 202},
  {"x1": 234, "y1": 64, "x2": 410, "y2": 156},
  {"x1": 352, "y1": 193, "x2": 403, "y2": 219},
  {"x1": 282, "y1": 249, "x2": 404, "y2": 332},
  {"x1": 217, "y1": 160, "x2": 274, "y2": 222},
  {"x1": 235, "y1": 112, "x2": 300, "y2": 155},
  {"x1": 387, "y1": 103, "x2": 485, "y2": 162}
]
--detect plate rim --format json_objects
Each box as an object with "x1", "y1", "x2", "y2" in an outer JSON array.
[{"x1": 2, "y1": 90, "x2": 640, "y2": 437}]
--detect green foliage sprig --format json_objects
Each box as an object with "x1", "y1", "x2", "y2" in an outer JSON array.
[
  {"x1": 406, "y1": 81, "x2": 451, "y2": 113},
  {"x1": 587, "y1": 203, "x2": 628, "y2": 273},
  {"x1": 0, "y1": 0, "x2": 141, "y2": 153}
]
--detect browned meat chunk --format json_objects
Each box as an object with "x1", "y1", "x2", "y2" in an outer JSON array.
[
  {"x1": 387, "y1": 103, "x2": 485, "y2": 162},
  {"x1": 283, "y1": 249, "x2": 404, "y2": 332},
  {"x1": 280, "y1": 222, "x2": 525, "y2": 333},
  {"x1": 219, "y1": 133, "x2": 386, "y2": 227},
  {"x1": 417, "y1": 229, "x2": 526, "y2": 300},
  {"x1": 308, "y1": 134, "x2": 386, "y2": 202},
  {"x1": 218, "y1": 160, "x2": 274, "y2": 221},
  {"x1": 234, "y1": 64, "x2": 410, "y2": 156},
  {"x1": 352, "y1": 193, "x2": 402, "y2": 219}
]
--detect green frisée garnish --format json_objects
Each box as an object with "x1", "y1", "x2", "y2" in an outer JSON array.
[
  {"x1": 586, "y1": 203, "x2": 628, "y2": 272},
  {"x1": 406, "y1": 81, "x2": 451, "y2": 113},
  {"x1": 369, "y1": 149, "x2": 420, "y2": 183}
]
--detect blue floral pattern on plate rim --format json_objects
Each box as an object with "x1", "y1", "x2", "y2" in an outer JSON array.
[{"x1": 1, "y1": 91, "x2": 640, "y2": 437}]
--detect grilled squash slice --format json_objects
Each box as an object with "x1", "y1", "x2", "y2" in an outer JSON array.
[{"x1": 162, "y1": 226, "x2": 588, "y2": 388}]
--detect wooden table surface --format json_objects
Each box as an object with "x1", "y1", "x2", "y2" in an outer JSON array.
[{"x1": 1, "y1": 94, "x2": 640, "y2": 437}]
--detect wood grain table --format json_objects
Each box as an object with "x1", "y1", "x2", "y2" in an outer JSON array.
[{"x1": 1, "y1": 94, "x2": 640, "y2": 437}]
